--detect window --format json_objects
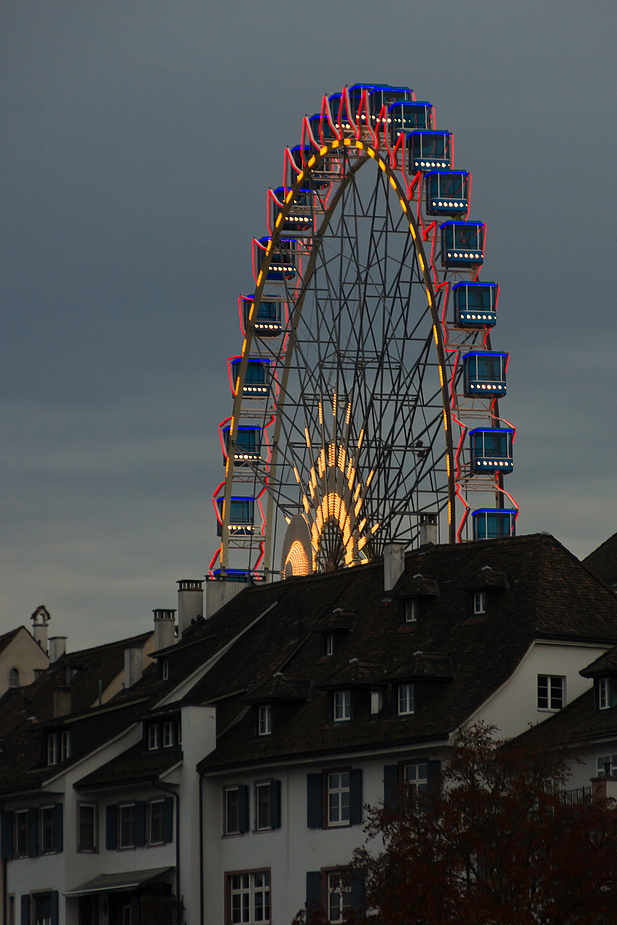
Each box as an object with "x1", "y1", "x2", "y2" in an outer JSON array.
[
  {"x1": 78, "y1": 803, "x2": 98, "y2": 852},
  {"x1": 148, "y1": 724, "x2": 161, "y2": 750},
  {"x1": 162, "y1": 721, "x2": 174, "y2": 747},
  {"x1": 404, "y1": 599, "x2": 418, "y2": 623},
  {"x1": 333, "y1": 690, "x2": 351, "y2": 723},
  {"x1": 257, "y1": 705, "x2": 272, "y2": 736},
  {"x1": 254, "y1": 781, "x2": 281, "y2": 831},
  {"x1": 47, "y1": 733, "x2": 58, "y2": 766},
  {"x1": 538, "y1": 675, "x2": 565, "y2": 711},
  {"x1": 324, "y1": 633, "x2": 335, "y2": 656},
  {"x1": 327, "y1": 872, "x2": 351, "y2": 923},
  {"x1": 8, "y1": 668, "x2": 19, "y2": 688},
  {"x1": 599, "y1": 678, "x2": 611, "y2": 710},
  {"x1": 14, "y1": 810, "x2": 28, "y2": 858},
  {"x1": 597, "y1": 754, "x2": 617, "y2": 777},
  {"x1": 161, "y1": 658, "x2": 169, "y2": 680},
  {"x1": 41, "y1": 805, "x2": 55, "y2": 854},
  {"x1": 227, "y1": 870, "x2": 270, "y2": 924},
  {"x1": 370, "y1": 688, "x2": 383, "y2": 714},
  {"x1": 473, "y1": 591, "x2": 486, "y2": 615},
  {"x1": 404, "y1": 762, "x2": 428, "y2": 793},
  {"x1": 327, "y1": 771, "x2": 350, "y2": 826},
  {"x1": 398, "y1": 683, "x2": 415, "y2": 716},
  {"x1": 119, "y1": 804, "x2": 136, "y2": 849},
  {"x1": 224, "y1": 786, "x2": 249, "y2": 835},
  {"x1": 148, "y1": 800, "x2": 165, "y2": 845},
  {"x1": 61, "y1": 730, "x2": 71, "y2": 761}
]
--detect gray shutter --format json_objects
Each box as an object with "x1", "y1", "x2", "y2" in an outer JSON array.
[
  {"x1": 27, "y1": 808, "x2": 38, "y2": 857},
  {"x1": 383, "y1": 765, "x2": 399, "y2": 814},
  {"x1": 50, "y1": 892, "x2": 59, "y2": 925},
  {"x1": 307, "y1": 773, "x2": 323, "y2": 828},
  {"x1": 134, "y1": 801, "x2": 146, "y2": 847},
  {"x1": 163, "y1": 798, "x2": 174, "y2": 844},
  {"x1": 350, "y1": 870, "x2": 364, "y2": 914},
  {"x1": 106, "y1": 804, "x2": 118, "y2": 850},
  {"x1": 270, "y1": 780, "x2": 281, "y2": 829},
  {"x1": 21, "y1": 895, "x2": 30, "y2": 925},
  {"x1": 1, "y1": 811, "x2": 13, "y2": 860},
  {"x1": 427, "y1": 759, "x2": 441, "y2": 792},
  {"x1": 306, "y1": 871, "x2": 322, "y2": 911},
  {"x1": 131, "y1": 894, "x2": 140, "y2": 925},
  {"x1": 238, "y1": 785, "x2": 249, "y2": 834},
  {"x1": 349, "y1": 768, "x2": 363, "y2": 825},
  {"x1": 54, "y1": 803, "x2": 63, "y2": 853}
]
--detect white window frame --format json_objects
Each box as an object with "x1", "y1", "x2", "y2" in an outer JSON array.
[
  {"x1": 327, "y1": 771, "x2": 350, "y2": 827},
  {"x1": 148, "y1": 724, "x2": 161, "y2": 750},
  {"x1": 327, "y1": 871, "x2": 351, "y2": 923},
  {"x1": 398, "y1": 683, "x2": 415, "y2": 716},
  {"x1": 61, "y1": 729, "x2": 71, "y2": 761},
  {"x1": 228, "y1": 870, "x2": 271, "y2": 925},
  {"x1": 324, "y1": 633, "x2": 335, "y2": 656},
  {"x1": 599, "y1": 677, "x2": 610, "y2": 710},
  {"x1": 597, "y1": 754, "x2": 617, "y2": 777},
  {"x1": 78, "y1": 802, "x2": 98, "y2": 853},
  {"x1": 333, "y1": 690, "x2": 351, "y2": 722},
  {"x1": 161, "y1": 659, "x2": 169, "y2": 680},
  {"x1": 405, "y1": 599, "x2": 418, "y2": 623},
  {"x1": 162, "y1": 721, "x2": 174, "y2": 747},
  {"x1": 257, "y1": 705, "x2": 272, "y2": 736},
  {"x1": 538, "y1": 674, "x2": 565, "y2": 711},
  {"x1": 404, "y1": 761, "x2": 428, "y2": 792},
  {"x1": 47, "y1": 732, "x2": 58, "y2": 766},
  {"x1": 473, "y1": 591, "x2": 486, "y2": 614}
]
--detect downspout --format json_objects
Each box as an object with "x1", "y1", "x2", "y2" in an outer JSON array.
[
  {"x1": 199, "y1": 774, "x2": 204, "y2": 925},
  {"x1": 153, "y1": 783, "x2": 181, "y2": 912}
]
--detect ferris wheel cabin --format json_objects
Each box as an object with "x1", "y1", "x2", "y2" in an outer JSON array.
[
  {"x1": 462, "y1": 352, "x2": 508, "y2": 397},
  {"x1": 220, "y1": 424, "x2": 262, "y2": 464},
  {"x1": 425, "y1": 170, "x2": 470, "y2": 217},
  {"x1": 452, "y1": 281, "x2": 498, "y2": 327},
  {"x1": 347, "y1": 84, "x2": 414, "y2": 127},
  {"x1": 286, "y1": 146, "x2": 331, "y2": 189},
  {"x1": 268, "y1": 187, "x2": 313, "y2": 236},
  {"x1": 253, "y1": 237, "x2": 297, "y2": 282},
  {"x1": 441, "y1": 222, "x2": 485, "y2": 268},
  {"x1": 407, "y1": 131, "x2": 452, "y2": 171},
  {"x1": 228, "y1": 356, "x2": 272, "y2": 397},
  {"x1": 471, "y1": 509, "x2": 517, "y2": 540},
  {"x1": 216, "y1": 496, "x2": 256, "y2": 536},
  {"x1": 469, "y1": 428, "x2": 514, "y2": 473},
  {"x1": 240, "y1": 294, "x2": 284, "y2": 337},
  {"x1": 388, "y1": 101, "x2": 435, "y2": 145},
  {"x1": 306, "y1": 114, "x2": 336, "y2": 147}
]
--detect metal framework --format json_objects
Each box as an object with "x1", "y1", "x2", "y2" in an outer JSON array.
[{"x1": 212, "y1": 85, "x2": 517, "y2": 581}]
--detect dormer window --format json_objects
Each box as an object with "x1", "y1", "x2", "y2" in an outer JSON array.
[
  {"x1": 333, "y1": 690, "x2": 351, "y2": 722},
  {"x1": 398, "y1": 683, "x2": 415, "y2": 716},
  {"x1": 599, "y1": 677, "x2": 611, "y2": 710},
  {"x1": 148, "y1": 723, "x2": 161, "y2": 750},
  {"x1": 161, "y1": 658, "x2": 169, "y2": 681},
  {"x1": 404, "y1": 599, "x2": 419, "y2": 623},
  {"x1": 324, "y1": 633, "x2": 336, "y2": 656},
  {"x1": 473, "y1": 591, "x2": 486, "y2": 615},
  {"x1": 258, "y1": 704, "x2": 272, "y2": 736}
]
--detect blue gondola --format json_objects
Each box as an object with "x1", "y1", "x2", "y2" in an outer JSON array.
[
  {"x1": 462, "y1": 352, "x2": 508, "y2": 397},
  {"x1": 407, "y1": 131, "x2": 452, "y2": 171},
  {"x1": 471, "y1": 509, "x2": 517, "y2": 540},
  {"x1": 425, "y1": 170, "x2": 470, "y2": 216},
  {"x1": 452, "y1": 281, "x2": 498, "y2": 327},
  {"x1": 441, "y1": 222, "x2": 485, "y2": 267},
  {"x1": 221, "y1": 425, "x2": 262, "y2": 464},
  {"x1": 229, "y1": 357, "x2": 272, "y2": 397},
  {"x1": 210, "y1": 569, "x2": 257, "y2": 582},
  {"x1": 307, "y1": 113, "x2": 336, "y2": 146},
  {"x1": 367, "y1": 85, "x2": 413, "y2": 119},
  {"x1": 469, "y1": 428, "x2": 514, "y2": 473},
  {"x1": 216, "y1": 497, "x2": 255, "y2": 536},
  {"x1": 254, "y1": 237, "x2": 297, "y2": 281},
  {"x1": 269, "y1": 187, "x2": 313, "y2": 235},
  {"x1": 240, "y1": 294, "x2": 284, "y2": 337},
  {"x1": 388, "y1": 101, "x2": 434, "y2": 145}
]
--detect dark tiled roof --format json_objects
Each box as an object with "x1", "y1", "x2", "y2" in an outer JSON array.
[
  {"x1": 581, "y1": 646, "x2": 617, "y2": 678},
  {"x1": 242, "y1": 675, "x2": 312, "y2": 704},
  {"x1": 317, "y1": 659, "x2": 384, "y2": 688},
  {"x1": 76, "y1": 740, "x2": 182, "y2": 791},
  {"x1": 583, "y1": 533, "x2": 617, "y2": 588},
  {"x1": 195, "y1": 533, "x2": 617, "y2": 774},
  {"x1": 516, "y1": 688, "x2": 617, "y2": 751}
]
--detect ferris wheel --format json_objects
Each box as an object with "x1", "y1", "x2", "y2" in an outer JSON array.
[{"x1": 210, "y1": 83, "x2": 518, "y2": 582}]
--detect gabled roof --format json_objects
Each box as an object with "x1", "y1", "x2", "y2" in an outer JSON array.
[
  {"x1": 0, "y1": 627, "x2": 26, "y2": 657},
  {"x1": 583, "y1": 532, "x2": 617, "y2": 588}
]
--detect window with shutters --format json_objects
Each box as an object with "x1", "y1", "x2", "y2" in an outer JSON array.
[
  {"x1": 78, "y1": 803, "x2": 98, "y2": 852},
  {"x1": 226, "y1": 870, "x2": 270, "y2": 925},
  {"x1": 254, "y1": 781, "x2": 281, "y2": 832},
  {"x1": 327, "y1": 871, "x2": 351, "y2": 923},
  {"x1": 14, "y1": 810, "x2": 28, "y2": 858},
  {"x1": 119, "y1": 804, "x2": 136, "y2": 849},
  {"x1": 305, "y1": 868, "x2": 363, "y2": 922},
  {"x1": 224, "y1": 786, "x2": 249, "y2": 836},
  {"x1": 327, "y1": 771, "x2": 350, "y2": 826},
  {"x1": 306, "y1": 769, "x2": 363, "y2": 829}
]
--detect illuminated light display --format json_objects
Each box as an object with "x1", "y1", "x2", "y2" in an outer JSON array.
[{"x1": 213, "y1": 83, "x2": 517, "y2": 580}]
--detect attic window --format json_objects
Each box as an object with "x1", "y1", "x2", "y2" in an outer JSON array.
[
  {"x1": 404, "y1": 599, "x2": 419, "y2": 623},
  {"x1": 473, "y1": 591, "x2": 486, "y2": 615},
  {"x1": 333, "y1": 690, "x2": 351, "y2": 722},
  {"x1": 258, "y1": 704, "x2": 272, "y2": 736},
  {"x1": 599, "y1": 677, "x2": 610, "y2": 711},
  {"x1": 161, "y1": 659, "x2": 169, "y2": 681},
  {"x1": 324, "y1": 633, "x2": 336, "y2": 656},
  {"x1": 8, "y1": 668, "x2": 19, "y2": 688}
]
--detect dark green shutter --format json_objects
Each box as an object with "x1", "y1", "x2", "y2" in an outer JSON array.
[
  {"x1": 134, "y1": 801, "x2": 146, "y2": 847},
  {"x1": 238, "y1": 784, "x2": 249, "y2": 834},
  {"x1": 163, "y1": 797, "x2": 174, "y2": 844},
  {"x1": 1, "y1": 811, "x2": 13, "y2": 860},
  {"x1": 106, "y1": 804, "x2": 118, "y2": 850},
  {"x1": 306, "y1": 871, "x2": 322, "y2": 912},
  {"x1": 54, "y1": 803, "x2": 63, "y2": 853},
  {"x1": 50, "y1": 892, "x2": 59, "y2": 925},
  {"x1": 383, "y1": 765, "x2": 399, "y2": 814},
  {"x1": 20, "y1": 895, "x2": 30, "y2": 925},
  {"x1": 270, "y1": 780, "x2": 281, "y2": 829},
  {"x1": 131, "y1": 894, "x2": 140, "y2": 925},
  {"x1": 27, "y1": 808, "x2": 38, "y2": 857},
  {"x1": 349, "y1": 768, "x2": 363, "y2": 825},
  {"x1": 427, "y1": 759, "x2": 441, "y2": 792},
  {"x1": 307, "y1": 773, "x2": 323, "y2": 828},
  {"x1": 350, "y1": 870, "x2": 364, "y2": 914}
]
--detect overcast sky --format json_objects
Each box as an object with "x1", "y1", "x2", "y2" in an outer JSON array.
[{"x1": 1, "y1": 0, "x2": 616, "y2": 650}]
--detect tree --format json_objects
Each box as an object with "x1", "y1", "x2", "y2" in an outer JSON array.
[{"x1": 349, "y1": 724, "x2": 617, "y2": 925}]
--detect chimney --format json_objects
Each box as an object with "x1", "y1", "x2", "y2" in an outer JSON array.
[
  {"x1": 30, "y1": 606, "x2": 51, "y2": 653},
  {"x1": 48, "y1": 637, "x2": 67, "y2": 665},
  {"x1": 53, "y1": 687, "x2": 71, "y2": 718},
  {"x1": 153, "y1": 609, "x2": 176, "y2": 651},
  {"x1": 420, "y1": 513, "x2": 438, "y2": 546},
  {"x1": 177, "y1": 580, "x2": 204, "y2": 636},
  {"x1": 124, "y1": 647, "x2": 143, "y2": 689},
  {"x1": 384, "y1": 543, "x2": 406, "y2": 594}
]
